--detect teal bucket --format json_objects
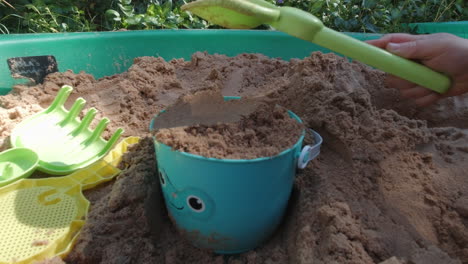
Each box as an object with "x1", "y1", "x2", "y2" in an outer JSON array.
[{"x1": 149, "y1": 103, "x2": 323, "y2": 253}]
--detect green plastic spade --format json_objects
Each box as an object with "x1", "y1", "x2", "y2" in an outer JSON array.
[
  {"x1": 0, "y1": 148, "x2": 38, "y2": 188},
  {"x1": 182, "y1": 0, "x2": 451, "y2": 94}
]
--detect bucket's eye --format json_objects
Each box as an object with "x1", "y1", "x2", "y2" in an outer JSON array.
[
  {"x1": 159, "y1": 171, "x2": 166, "y2": 186},
  {"x1": 187, "y1": 195, "x2": 205, "y2": 212},
  {"x1": 178, "y1": 189, "x2": 214, "y2": 219}
]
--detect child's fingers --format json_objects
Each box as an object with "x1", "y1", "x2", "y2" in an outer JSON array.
[
  {"x1": 400, "y1": 86, "x2": 434, "y2": 99},
  {"x1": 385, "y1": 75, "x2": 442, "y2": 106},
  {"x1": 366, "y1": 33, "x2": 425, "y2": 48},
  {"x1": 414, "y1": 92, "x2": 442, "y2": 107},
  {"x1": 365, "y1": 38, "x2": 387, "y2": 48},
  {"x1": 380, "y1": 33, "x2": 425, "y2": 43},
  {"x1": 385, "y1": 39, "x2": 436, "y2": 60},
  {"x1": 386, "y1": 75, "x2": 415, "y2": 91},
  {"x1": 444, "y1": 79, "x2": 468, "y2": 97}
]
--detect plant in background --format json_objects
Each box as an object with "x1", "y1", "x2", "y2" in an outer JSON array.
[
  {"x1": 1, "y1": 0, "x2": 13, "y2": 9},
  {"x1": 273, "y1": 0, "x2": 398, "y2": 33},
  {"x1": 104, "y1": 0, "x2": 210, "y2": 30},
  {"x1": 0, "y1": 0, "x2": 467, "y2": 34},
  {"x1": 274, "y1": 0, "x2": 468, "y2": 33},
  {"x1": 0, "y1": 0, "x2": 14, "y2": 33},
  {"x1": 0, "y1": 0, "x2": 98, "y2": 33}
]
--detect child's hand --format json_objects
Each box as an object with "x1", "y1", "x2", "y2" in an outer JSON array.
[{"x1": 367, "y1": 33, "x2": 468, "y2": 106}]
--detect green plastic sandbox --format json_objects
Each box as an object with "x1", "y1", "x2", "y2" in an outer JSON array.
[
  {"x1": 0, "y1": 30, "x2": 382, "y2": 95},
  {"x1": 410, "y1": 21, "x2": 468, "y2": 38}
]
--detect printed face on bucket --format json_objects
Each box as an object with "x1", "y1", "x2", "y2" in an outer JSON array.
[{"x1": 159, "y1": 168, "x2": 215, "y2": 220}]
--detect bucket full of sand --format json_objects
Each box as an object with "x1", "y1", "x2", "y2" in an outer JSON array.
[{"x1": 149, "y1": 91, "x2": 322, "y2": 253}]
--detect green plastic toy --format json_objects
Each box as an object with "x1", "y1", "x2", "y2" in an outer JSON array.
[
  {"x1": 182, "y1": 0, "x2": 451, "y2": 94},
  {"x1": 0, "y1": 148, "x2": 39, "y2": 188},
  {"x1": 4, "y1": 85, "x2": 124, "y2": 178}
]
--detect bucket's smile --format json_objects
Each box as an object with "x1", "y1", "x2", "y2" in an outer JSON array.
[{"x1": 170, "y1": 202, "x2": 184, "y2": 210}]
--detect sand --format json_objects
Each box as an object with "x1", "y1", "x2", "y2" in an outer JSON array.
[
  {"x1": 154, "y1": 90, "x2": 304, "y2": 159},
  {"x1": 1, "y1": 51, "x2": 467, "y2": 264},
  {"x1": 150, "y1": 89, "x2": 263, "y2": 130}
]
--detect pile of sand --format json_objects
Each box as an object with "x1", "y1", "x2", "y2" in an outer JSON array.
[
  {"x1": 1, "y1": 51, "x2": 467, "y2": 264},
  {"x1": 153, "y1": 90, "x2": 304, "y2": 159}
]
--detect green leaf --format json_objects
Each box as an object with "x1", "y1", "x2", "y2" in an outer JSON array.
[
  {"x1": 0, "y1": 23, "x2": 9, "y2": 34},
  {"x1": 147, "y1": 4, "x2": 157, "y2": 16},
  {"x1": 105, "y1": 9, "x2": 121, "y2": 21},
  {"x1": 389, "y1": 7, "x2": 398, "y2": 19},
  {"x1": 60, "y1": 22, "x2": 68, "y2": 31},
  {"x1": 118, "y1": 3, "x2": 134, "y2": 17},
  {"x1": 24, "y1": 4, "x2": 41, "y2": 13},
  {"x1": 145, "y1": 16, "x2": 160, "y2": 26},
  {"x1": 363, "y1": 0, "x2": 377, "y2": 9},
  {"x1": 162, "y1": 0, "x2": 172, "y2": 13},
  {"x1": 308, "y1": 1, "x2": 324, "y2": 13},
  {"x1": 363, "y1": 20, "x2": 378, "y2": 33},
  {"x1": 125, "y1": 14, "x2": 143, "y2": 25}
]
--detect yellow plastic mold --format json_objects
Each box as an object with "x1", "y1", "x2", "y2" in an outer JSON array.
[{"x1": 0, "y1": 136, "x2": 140, "y2": 264}]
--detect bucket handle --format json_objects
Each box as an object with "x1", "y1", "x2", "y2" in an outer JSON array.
[{"x1": 297, "y1": 129, "x2": 323, "y2": 169}]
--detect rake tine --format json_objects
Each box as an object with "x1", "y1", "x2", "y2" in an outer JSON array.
[
  {"x1": 84, "y1": 118, "x2": 109, "y2": 145},
  {"x1": 45, "y1": 85, "x2": 73, "y2": 113},
  {"x1": 99, "y1": 128, "x2": 124, "y2": 156},
  {"x1": 71, "y1": 108, "x2": 97, "y2": 136},
  {"x1": 60, "y1": 98, "x2": 86, "y2": 126}
]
